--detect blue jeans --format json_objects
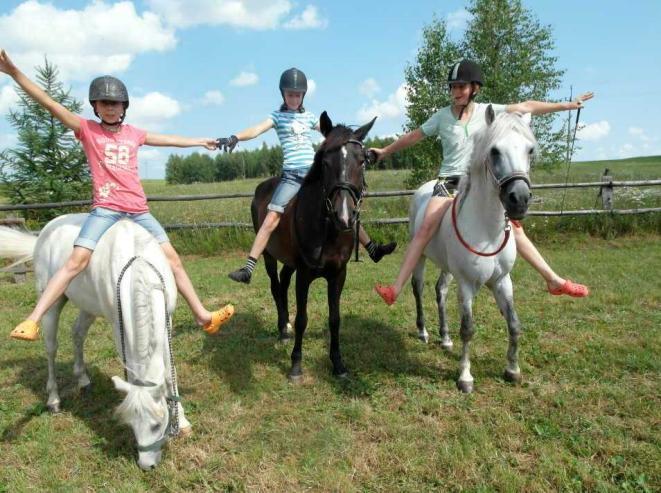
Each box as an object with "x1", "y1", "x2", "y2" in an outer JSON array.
[
  {"x1": 74, "y1": 207, "x2": 169, "y2": 251},
  {"x1": 267, "y1": 169, "x2": 309, "y2": 213}
]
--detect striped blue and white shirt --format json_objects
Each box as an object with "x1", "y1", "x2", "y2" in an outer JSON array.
[{"x1": 269, "y1": 110, "x2": 318, "y2": 172}]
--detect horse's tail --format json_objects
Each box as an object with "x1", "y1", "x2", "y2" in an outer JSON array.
[{"x1": 0, "y1": 226, "x2": 38, "y2": 268}]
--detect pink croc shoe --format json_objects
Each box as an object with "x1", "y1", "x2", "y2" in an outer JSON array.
[
  {"x1": 374, "y1": 284, "x2": 397, "y2": 306},
  {"x1": 549, "y1": 280, "x2": 589, "y2": 298}
]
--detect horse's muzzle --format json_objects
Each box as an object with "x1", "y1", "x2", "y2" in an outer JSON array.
[{"x1": 500, "y1": 179, "x2": 531, "y2": 220}]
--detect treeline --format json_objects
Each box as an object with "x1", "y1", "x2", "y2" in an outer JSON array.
[{"x1": 165, "y1": 136, "x2": 424, "y2": 184}]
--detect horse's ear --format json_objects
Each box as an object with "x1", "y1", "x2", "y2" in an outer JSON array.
[
  {"x1": 486, "y1": 104, "x2": 495, "y2": 126},
  {"x1": 320, "y1": 111, "x2": 333, "y2": 137},
  {"x1": 354, "y1": 116, "x2": 377, "y2": 142},
  {"x1": 521, "y1": 112, "x2": 532, "y2": 126},
  {"x1": 112, "y1": 375, "x2": 131, "y2": 394}
]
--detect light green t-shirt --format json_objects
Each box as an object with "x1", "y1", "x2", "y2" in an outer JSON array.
[{"x1": 420, "y1": 102, "x2": 507, "y2": 177}]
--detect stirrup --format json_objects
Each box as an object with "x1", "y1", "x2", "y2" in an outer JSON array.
[
  {"x1": 203, "y1": 304, "x2": 235, "y2": 334},
  {"x1": 10, "y1": 320, "x2": 40, "y2": 341}
]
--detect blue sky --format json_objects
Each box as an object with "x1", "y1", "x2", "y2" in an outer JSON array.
[{"x1": 0, "y1": 0, "x2": 659, "y2": 179}]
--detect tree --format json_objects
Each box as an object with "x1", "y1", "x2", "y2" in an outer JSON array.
[
  {"x1": 403, "y1": 0, "x2": 568, "y2": 187},
  {"x1": 0, "y1": 58, "x2": 90, "y2": 220}
]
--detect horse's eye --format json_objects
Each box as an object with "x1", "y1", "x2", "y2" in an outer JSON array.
[
  {"x1": 151, "y1": 424, "x2": 161, "y2": 433},
  {"x1": 490, "y1": 148, "x2": 500, "y2": 157},
  {"x1": 528, "y1": 148, "x2": 534, "y2": 155}
]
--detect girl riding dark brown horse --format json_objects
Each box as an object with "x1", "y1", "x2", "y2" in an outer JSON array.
[{"x1": 251, "y1": 111, "x2": 375, "y2": 380}]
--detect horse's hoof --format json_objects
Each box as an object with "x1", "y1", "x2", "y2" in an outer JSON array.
[
  {"x1": 286, "y1": 322, "x2": 293, "y2": 333},
  {"x1": 288, "y1": 373, "x2": 303, "y2": 384},
  {"x1": 278, "y1": 333, "x2": 292, "y2": 343},
  {"x1": 440, "y1": 337, "x2": 453, "y2": 351},
  {"x1": 48, "y1": 402, "x2": 61, "y2": 414},
  {"x1": 418, "y1": 332, "x2": 429, "y2": 344},
  {"x1": 333, "y1": 370, "x2": 349, "y2": 379},
  {"x1": 503, "y1": 369, "x2": 522, "y2": 384},
  {"x1": 456, "y1": 380, "x2": 474, "y2": 393},
  {"x1": 178, "y1": 426, "x2": 193, "y2": 438},
  {"x1": 80, "y1": 383, "x2": 93, "y2": 397}
]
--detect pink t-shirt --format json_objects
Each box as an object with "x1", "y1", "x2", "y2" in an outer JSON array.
[{"x1": 74, "y1": 118, "x2": 149, "y2": 213}]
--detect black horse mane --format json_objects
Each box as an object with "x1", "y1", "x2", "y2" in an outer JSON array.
[{"x1": 303, "y1": 124, "x2": 355, "y2": 185}]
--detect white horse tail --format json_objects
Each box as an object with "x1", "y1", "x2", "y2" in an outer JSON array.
[{"x1": 0, "y1": 225, "x2": 38, "y2": 268}]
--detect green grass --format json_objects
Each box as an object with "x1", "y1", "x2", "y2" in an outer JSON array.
[{"x1": 0, "y1": 237, "x2": 659, "y2": 491}]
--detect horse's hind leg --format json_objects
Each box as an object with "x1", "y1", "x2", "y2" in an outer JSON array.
[
  {"x1": 264, "y1": 252, "x2": 290, "y2": 341},
  {"x1": 279, "y1": 264, "x2": 295, "y2": 338},
  {"x1": 289, "y1": 270, "x2": 311, "y2": 382},
  {"x1": 411, "y1": 258, "x2": 429, "y2": 343},
  {"x1": 435, "y1": 271, "x2": 453, "y2": 350},
  {"x1": 71, "y1": 310, "x2": 96, "y2": 395},
  {"x1": 327, "y1": 268, "x2": 348, "y2": 378},
  {"x1": 456, "y1": 285, "x2": 476, "y2": 393},
  {"x1": 43, "y1": 296, "x2": 67, "y2": 413},
  {"x1": 491, "y1": 275, "x2": 522, "y2": 384}
]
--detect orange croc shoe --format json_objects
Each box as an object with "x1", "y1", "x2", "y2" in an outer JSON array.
[
  {"x1": 549, "y1": 280, "x2": 589, "y2": 298},
  {"x1": 203, "y1": 304, "x2": 235, "y2": 334},
  {"x1": 10, "y1": 320, "x2": 40, "y2": 341},
  {"x1": 374, "y1": 284, "x2": 397, "y2": 306}
]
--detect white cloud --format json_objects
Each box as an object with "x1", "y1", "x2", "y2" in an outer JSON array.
[
  {"x1": 628, "y1": 126, "x2": 654, "y2": 142},
  {"x1": 618, "y1": 143, "x2": 635, "y2": 158},
  {"x1": 283, "y1": 5, "x2": 327, "y2": 30},
  {"x1": 0, "y1": 85, "x2": 20, "y2": 115},
  {"x1": 0, "y1": 1, "x2": 176, "y2": 81},
  {"x1": 577, "y1": 120, "x2": 610, "y2": 141},
  {"x1": 201, "y1": 90, "x2": 225, "y2": 106},
  {"x1": 147, "y1": 0, "x2": 293, "y2": 30},
  {"x1": 307, "y1": 79, "x2": 317, "y2": 97},
  {"x1": 128, "y1": 92, "x2": 182, "y2": 129},
  {"x1": 230, "y1": 71, "x2": 259, "y2": 87},
  {"x1": 446, "y1": 9, "x2": 472, "y2": 31},
  {"x1": 359, "y1": 78, "x2": 380, "y2": 98},
  {"x1": 356, "y1": 83, "x2": 409, "y2": 122}
]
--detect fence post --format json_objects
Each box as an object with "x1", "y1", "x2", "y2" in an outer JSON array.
[{"x1": 599, "y1": 168, "x2": 613, "y2": 210}]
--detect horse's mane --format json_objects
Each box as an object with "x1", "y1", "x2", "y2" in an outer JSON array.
[
  {"x1": 458, "y1": 111, "x2": 537, "y2": 195},
  {"x1": 303, "y1": 124, "x2": 354, "y2": 185},
  {"x1": 115, "y1": 384, "x2": 166, "y2": 424}
]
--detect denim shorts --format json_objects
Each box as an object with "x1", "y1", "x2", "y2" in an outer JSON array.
[
  {"x1": 267, "y1": 169, "x2": 309, "y2": 213},
  {"x1": 74, "y1": 206, "x2": 169, "y2": 251}
]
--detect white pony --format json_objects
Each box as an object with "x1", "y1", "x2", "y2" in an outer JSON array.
[
  {"x1": 0, "y1": 214, "x2": 191, "y2": 469},
  {"x1": 411, "y1": 107, "x2": 535, "y2": 393}
]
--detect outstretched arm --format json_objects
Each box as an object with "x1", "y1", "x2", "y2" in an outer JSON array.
[
  {"x1": 144, "y1": 133, "x2": 218, "y2": 150},
  {"x1": 234, "y1": 118, "x2": 274, "y2": 141},
  {"x1": 0, "y1": 49, "x2": 80, "y2": 132},
  {"x1": 507, "y1": 92, "x2": 594, "y2": 115},
  {"x1": 370, "y1": 128, "x2": 425, "y2": 161}
]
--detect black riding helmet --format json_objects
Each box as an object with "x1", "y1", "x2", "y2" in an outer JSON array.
[
  {"x1": 447, "y1": 60, "x2": 484, "y2": 87},
  {"x1": 89, "y1": 75, "x2": 129, "y2": 124},
  {"x1": 279, "y1": 68, "x2": 307, "y2": 112}
]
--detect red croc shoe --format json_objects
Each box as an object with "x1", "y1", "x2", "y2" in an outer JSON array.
[
  {"x1": 374, "y1": 284, "x2": 397, "y2": 305},
  {"x1": 549, "y1": 280, "x2": 589, "y2": 298}
]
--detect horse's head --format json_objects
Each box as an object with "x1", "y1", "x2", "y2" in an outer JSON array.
[
  {"x1": 311, "y1": 111, "x2": 376, "y2": 231},
  {"x1": 112, "y1": 376, "x2": 170, "y2": 470},
  {"x1": 473, "y1": 106, "x2": 536, "y2": 220}
]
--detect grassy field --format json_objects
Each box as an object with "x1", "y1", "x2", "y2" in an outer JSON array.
[
  {"x1": 0, "y1": 235, "x2": 659, "y2": 491},
  {"x1": 0, "y1": 156, "x2": 659, "y2": 491}
]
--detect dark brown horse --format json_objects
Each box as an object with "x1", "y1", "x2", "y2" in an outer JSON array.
[{"x1": 251, "y1": 111, "x2": 376, "y2": 380}]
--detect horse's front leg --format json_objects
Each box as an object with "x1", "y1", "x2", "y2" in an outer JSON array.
[
  {"x1": 435, "y1": 271, "x2": 453, "y2": 350},
  {"x1": 71, "y1": 310, "x2": 96, "y2": 395},
  {"x1": 279, "y1": 264, "x2": 295, "y2": 339},
  {"x1": 411, "y1": 258, "x2": 429, "y2": 343},
  {"x1": 43, "y1": 296, "x2": 67, "y2": 413},
  {"x1": 289, "y1": 270, "x2": 311, "y2": 382},
  {"x1": 491, "y1": 275, "x2": 522, "y2": 384},
  {"x1": 456, "y1": 283, "x2": 477, "y2": 393},
  {"x1": 327, "y1": 268, "x2": 348, "y2": 378}
]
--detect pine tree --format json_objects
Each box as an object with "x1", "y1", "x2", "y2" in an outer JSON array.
[{"x1": 0, "y1": 58, "x2": 90, "y2": 221}]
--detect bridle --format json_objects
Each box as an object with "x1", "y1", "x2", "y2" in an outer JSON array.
[
  {"x1": 116, "y1": 256, "x2": 181, "y2": 453},
  {"x1": 452, "y1": 152, "x2": 531, "y2": 257},
  {"x1": 322, "y1": 139, "x2": 370, "y2": 230}
]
